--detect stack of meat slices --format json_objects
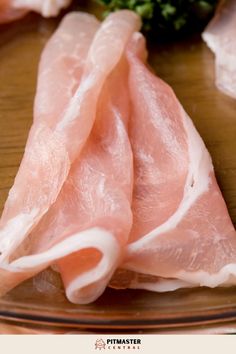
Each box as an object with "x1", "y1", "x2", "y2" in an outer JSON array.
[{"x1": 0, "y1": 10, "x2": 235, "y2": 304}]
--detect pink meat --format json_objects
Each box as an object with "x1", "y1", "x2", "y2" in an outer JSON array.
[
  {"x1": 0, "y1": 10, "x2": 140, "y2": 265},
  {"x1": 13, "y1": 0, "x2": 72, "y2": 17},
  {"x1": 0, "y1": 0, "x2": 72, "y2": 23},
  {"x1": 111, "y1": 33, "x2": 236, "y2": 292},
  {"x1": 202, "y1": 0, "x2": 236, "y2": 99},
  {"x1": 1, "y1": 9, "x2": 235, "y2": 304},
  {"x1": 0, "y1": 12, "x2": 99, "y2": 263},
  {"x1": 35, "y1": 56, "x2": 132, "y2": 304},
  {"x1": 0, "y1": 46, "x2": 133, "y2": 306},
  {"x1": 0, "y1": 10, "x2": 140, "y2": 303}
]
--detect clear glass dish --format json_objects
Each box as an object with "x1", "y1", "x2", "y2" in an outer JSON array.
[{"x1": 1, "y1": 273, "x2": 236, "y2": 333}]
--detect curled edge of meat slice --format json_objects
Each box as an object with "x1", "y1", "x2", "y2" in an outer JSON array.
[{"x1": 0, "y1": 228, "x2": 120, "y2": 304}]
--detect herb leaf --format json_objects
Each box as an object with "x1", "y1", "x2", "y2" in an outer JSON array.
[{"x1": 96, "y1": 0, "x2": 218, "y2": 37}]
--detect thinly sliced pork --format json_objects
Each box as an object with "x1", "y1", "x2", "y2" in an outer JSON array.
[
  {"x1": 1, "y1": 10, "x2": 235, "y2": 303},
  {"x1": 0, "y1": 0, "x2": 72, "y2": 23},
  {"x1": 0, "y1": 12, "x2": 98, "y2": 263},
  {"x1": 0, "y1": 11, "x2": 139, "y2": 303},
  {"x1": 0, "y1": 52, "x2": 133, "y2": 305},
  {"x1": 0, "y1": 10, "x2": 140, "y2": 265},
  {"x1": 12, "y1": 0, "x2": 72, "y2": 17},
  {"x1": 202, "y1": 0, "x2": 236, "y2": 99},
  {"x1": 111, "y1": 32, "x2": 236, "y2": 292}
]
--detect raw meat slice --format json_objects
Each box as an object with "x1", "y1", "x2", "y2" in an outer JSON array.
[
  {"x1": 202, "y1": 0, "x2": 236, "y2": 99},
  {"x1": 0, "y1": 55, "x2": 133, "y2": 304},
  {"x1": 0, "y1": 10, "x2": 139, "y2": 303},
  {"x1": 0, "y1": 0, "x2": 72, "y2": 23},
  {"x1": 55, "y1": 10, "x2": 141, "y2": 160},
  {"x1": 0, "y1": 12, "x2": 99, "y2": 263},
  {"x1": 0, "y1": 10, "x2": 140, "y2": 264},
  {"x1": 12, "y1": 0, "x2": 72, "y2": 17},
  {"x1": 0, "y1": 228, "x2": 120, "y2": 302},
  {"x1": 111, "y1": 32, "x2": 236, "y2": 292},
  {"x1": 33, "y1": 12, "x2": 100, "y2": 127},
  {"x1": 56, "y1": 57, "x2": 133, "y2": 303}
]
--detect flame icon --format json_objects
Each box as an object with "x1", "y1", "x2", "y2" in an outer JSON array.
[{"x1": 95, "y1": 338, "x2": 106, "y2": 350}]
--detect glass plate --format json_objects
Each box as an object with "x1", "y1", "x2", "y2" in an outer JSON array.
[
  {"x1": 0, "y1": 2, "x2": 236, "y2": 334},
  {"x1": 1, "y1": 272, "x2": 236, "y2": 333}
]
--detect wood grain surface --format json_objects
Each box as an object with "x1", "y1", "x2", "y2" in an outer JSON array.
[{"x1": 0, "y1": 1, "x2": 235, "y2": 227}]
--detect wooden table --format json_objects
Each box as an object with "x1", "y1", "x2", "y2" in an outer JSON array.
[{"x1": 0, "y1": 1, "x2": 235, "y2": 227}]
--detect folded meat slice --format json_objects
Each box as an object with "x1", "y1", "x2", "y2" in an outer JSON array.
[
  {"x1": 0, "y1": 10, "x2": 140, "y2": 264},
  {"x1": 0, "y1": 12, "x2": 98, "y2": 262},
  {"x1": 202, "y1": 0, "x2": 236, "y2": 99},
  {"x1": 0, "y1": 0, "x2": 72, "y2": 23},
  {"x1": 0, "y1": 55, "x2": 133, "y2": 304},
  {"x1": 111, "y1": 32, "x2": 236, "y2": 292}
]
